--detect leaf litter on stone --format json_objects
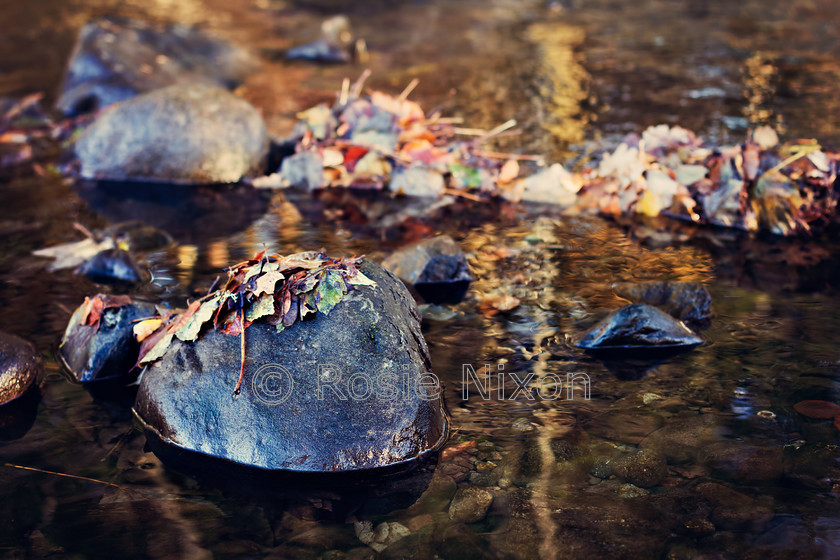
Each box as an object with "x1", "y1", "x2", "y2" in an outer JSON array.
[{"x1": 133, "y1": 249, "x2": 377, "y2": 394}]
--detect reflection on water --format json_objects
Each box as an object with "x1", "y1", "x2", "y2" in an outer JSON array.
[{"x1": 1, "y1": 0, "x2": 840, "y2": 558}]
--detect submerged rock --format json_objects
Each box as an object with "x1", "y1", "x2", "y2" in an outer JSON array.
[
  {"x1": 59, "y1": 297, "x2": 157, "y2": 383},
  {"x1": 134, "y1": 261, "x2": 447, "y2": 472},
  {"x1": 75, "y1": 248, "x2": 144, "y2": 284},
  {"x1": 577, "y1": 303, "x2": 702, "y2": 352},
  {"x1": 382, "y1": 235, "x2": 473, "y2": 304},
  {"x1": 75, "y1": 84, "x2": 268, "y2": 184},
  {"x1": 448, "y1": 486, "x2": 494, "y2": 523},
  {"x1": 57, "y1": 18, "x2": 256, "y2": 116},
  {"x1": 612, "y1": 449, "x2": 667, "y2": 488},
  {"x1": 614, "y1": 281, "x2": 712, "y2": 324},
  {"x1": 0, "y1": 332, "x2": 40, "y2": 405}
]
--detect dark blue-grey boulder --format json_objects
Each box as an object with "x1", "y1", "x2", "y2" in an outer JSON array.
[
  {"x1": 382, "y1": 236, "x2": 472, "y2": 304},
  {"x1": 59, "y1": 300, "x2": 157, "y2": 383},
  {"x1": 57, "y1": 18, "x2": 257, "y2": 116},
  {"x1": 0, "y1": 331, "x2": 40, "y2": 405},
  {"x1": 74, "y1": 84, "x2": 268, "y2": 184},
  {"x1": 614, "y1": 282, "x2": 712, "y2": 325},
  {"x1": 133, "y1": 261, "x2": 448, "y2": 472},
  {"x1": 577, "y1": 304, "x2": 703, "y2": 351}
]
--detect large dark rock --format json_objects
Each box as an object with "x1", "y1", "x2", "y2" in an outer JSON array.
[
  {"x1": 57, "y1": 18, "x2": 256, "y2": 116},
  {"x1": 75, "y1": 84, "x2": 268, "y2": 184},
  {"x1": 59, "y1": 299, "x2": 157, "y2": 383},
  {"x1": 134, "y1": 261, "x2": 448, "y2": 472},
  {"x1": 382, "y1": 236, "x2": 472, "y2": 304},
  {"x1": 577, "y1": 304, "x2": 702, "y2": 352},
  {"x1": 0, "y1": 332, "x2": 40, "y2": 405},
  {"x1": 614, "y1": 281, "x2": 712, "y2": 325}
]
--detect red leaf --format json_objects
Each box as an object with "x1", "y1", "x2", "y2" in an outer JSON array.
[{"x1": 793, "y1": 400, "x2": 840, "y2": 419}]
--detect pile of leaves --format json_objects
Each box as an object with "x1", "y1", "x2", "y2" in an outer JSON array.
[
  {"x1": 257, "y1": 71, "x2": 543, "y2": 199},
  {"x1": 133, "y1": 249, "x2": 376, "y2": 393},
  {"x1": 264, "y1": 72, "x2": 838, "y2": 236},
  {"x1": 0, "y1": 93, "x2": 87, "y2": 172},
  {"x1": 574, "y1": 125, "x2": 840, "y2": 236}
]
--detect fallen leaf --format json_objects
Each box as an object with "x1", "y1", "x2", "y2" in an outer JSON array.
[
  {"x1": 133, "y1": 318, "x2": 163, "y2": 342},
  {"x1": 254, "y1": 270, "x2": 285, "y2": 296},
  {"x1": 176, "y1": 294, "x2": 222, "y2": 342},
  {"x1": 793, "y1": 400, "x2": 840, "y2": 419}
]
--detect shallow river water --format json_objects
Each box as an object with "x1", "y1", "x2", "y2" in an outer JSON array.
[{"x1": 2, "y1": 0, "x2": 840, "y2": 559}]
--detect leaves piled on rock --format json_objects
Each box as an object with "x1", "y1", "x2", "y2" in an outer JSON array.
[
  {"x1": 259, "y1": 72, "x2": 545, "y2": 199},
  {"x1": 134, "y1": 249, "x2": 376, "y2": 369},
  {"x1": 268, "y1": 74, "x2": 838, "y2": 236},
  {"x1": 572, "y1": 124, "x2": 840, "y2": 236}
]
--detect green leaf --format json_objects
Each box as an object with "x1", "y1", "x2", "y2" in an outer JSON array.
[
  {"x1": 246, "y1": 293, "x2": 276, "y2": 323},
  {"x1": 316, "y1": 270, "x2": 346, "y2": 315},
  {"x1": 176, "y1": 294, "x2": 222, "y2": 342},
  {"x1": 139, "y1": 332, "x2": 174, "y2": 364},
  {"x1": 449, "y1": 162, "x2": 483, "y2": 189}
]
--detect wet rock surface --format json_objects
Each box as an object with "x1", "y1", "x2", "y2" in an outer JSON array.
[
  {"x1": 614, "y1": 281, "x2": 712, "y2": 325},
  {"x1": 447, "y1": 486, "x2": 494, "y2": 523},
  {"x1": 382, "y1": 235, "x2": 473, "y2": 304},
  {"x1": 75, "y1": 248, "x2": 144, "y2": 284},
  {"x1": 59, "y1": 299, "x2": 157, "y2": 383},
  {"x1": 641, "y1": 413, "x2": 727, "y2": 464},
  {"x1": 577, "y1": 303, "x2": 703, "y2": 351},
  {"x1": 0, "y1": 331, "x2": 39, "y2": 405},
  {"x1": 75, "y1": 84, "x2": 268, "y2": 184},
  {"x1": 57, "y1": 18, "x2": 256, "y2": 116},
  {"x1": 134, "y1": 261, "x2": 447, "y2": 472},
  {"x1": 612, "y1": 449, "x2": 668, "y2": 488}
]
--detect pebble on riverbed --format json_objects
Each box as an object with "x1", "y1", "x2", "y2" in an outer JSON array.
[
  {"x1": 57, "y1": 18, "x2": 256, "y2": 116},
  {"x1": 382, "y1": 235, "x2": 473, "y2": 304},
  {"x1": 448, "y1": 486, "x2": 494, "y2": 523},
  {"x1": 0, "y1": 331, "x2": 40, "y2": 405}
]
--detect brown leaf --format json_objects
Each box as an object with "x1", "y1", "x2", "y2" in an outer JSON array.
[
  {"x1": 253, "y1": 270, "x2": 285, "y2": 296},
  {"x1": 793, "y1": 400, "x2": 840, "y2": 419}
]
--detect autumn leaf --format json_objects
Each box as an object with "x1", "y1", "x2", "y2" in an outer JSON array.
[
  {"x1": 254, "y1": 270, "x2": 284, "y2": 296},
  {"x1": 793, "y1": 400, "x2": 840, "y2": 419},
  {"x1": 133, "y1": 319, "x2": 163, "y2": 342},
  {"x1": 176, "y1": 294, "x2": 223, "y2": 342}
]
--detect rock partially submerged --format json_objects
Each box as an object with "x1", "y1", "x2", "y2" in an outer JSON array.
[
  {"x1": 0, "y1": 331, "x2": 40, "y2": 405},
  {"x1": 614, "y1": 281, "x2": 712, "y2": 325},
  {"x1": 57, "y1": 18, "x2": 256, "y2": 116},
  {"x1": 382, "y1": 236, "x2": 473, "y2": 304},
  {"x1": 577, "y1": 303, "x2": 702, "y2": 352},
  {"x1": 75, "y1": 84, "x2": 268, "y2": 184},
  {"x1": 134, "y1": 260, "x2": 447, "y2": 472},
  {"x1": 59, "y1": 295, "x2": 157, "y2": 383}
]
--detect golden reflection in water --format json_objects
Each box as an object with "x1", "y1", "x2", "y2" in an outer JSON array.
[
  {"x1": 525, "y1": 22, "x2": 592, "y2": 158},
  {"x1": 743, "y1": 52, "x2": 784, "y2": 133},
  {"x1": 176, "y1": 244, "x2": 198, "y2": 287},
  {"x1": 207, "y1": 240, "x2": 230, "y2": 270}
]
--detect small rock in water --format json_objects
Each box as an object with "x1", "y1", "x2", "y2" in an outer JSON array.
[
  {"x1": 355, "y1": 520, "x2": 410, "y2": 553},
  {"x1": 614, "y1": 281, "x2": 712, "y2": 325},
  {"x1": 286, "y1": 15, "x2": 354, "y2": 63},
  {"x1": 75, "y1": 84, "x2": 268, "y2": 184},
  {"x1": 75, "y1": 248, "x2": 143, "y2": 284},
  {"x1": 618, "y1": 483, "x2": 650, "y2": 498},
  {"x1": 612, "y1": 449, "x2": 668, "y2": 488},
  {"x1": 57, "y1": 18, "x2": 256, "y2": 116},
  {"x1": 577, "y1": 303, "x2": 702, "y2": 352},
  {"x1": 382, "y1": 235, "x2": 472, "y2": 304},
  {"x1": 448, "y1": 486, "x2": 494, "y2": 523},
  {"x1": 0, "y1": 331, "x2": 40, "y2": 405},
  {"x1": 59, "y1": 296, "x2": 157, "y2": 383},
  {"x1": 641, "y1": 413, "x2": 727, "y2": 464}
]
